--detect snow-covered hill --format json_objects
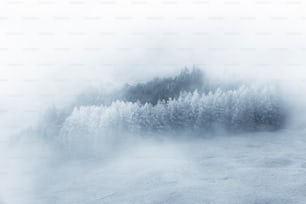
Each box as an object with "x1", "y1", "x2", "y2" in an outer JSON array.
[{"x1": 36, "y1": 69, "x2": 287, "y2": 158}]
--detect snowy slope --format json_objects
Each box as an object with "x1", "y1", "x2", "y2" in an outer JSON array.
[{"x1": 32, "y1": 129, "x2": 306, "y2": 204}]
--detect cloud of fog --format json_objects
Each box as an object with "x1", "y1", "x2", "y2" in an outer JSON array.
[{"x1": 1, "y1": 0, "x2": 306, "y2": 203}]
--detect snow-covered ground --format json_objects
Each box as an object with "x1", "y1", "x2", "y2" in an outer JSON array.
[{"x1": 7, "y1": 128, "x2": 306, "y2": 204}]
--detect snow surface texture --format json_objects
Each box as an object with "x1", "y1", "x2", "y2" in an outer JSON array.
[{"x1": 33, "y1": 131, "x2": 306, "y2": 204}]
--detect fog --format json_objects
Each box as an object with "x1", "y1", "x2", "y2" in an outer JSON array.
[{"x1": 1, "y1": 0, "x2": 306, "y2": 203}]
